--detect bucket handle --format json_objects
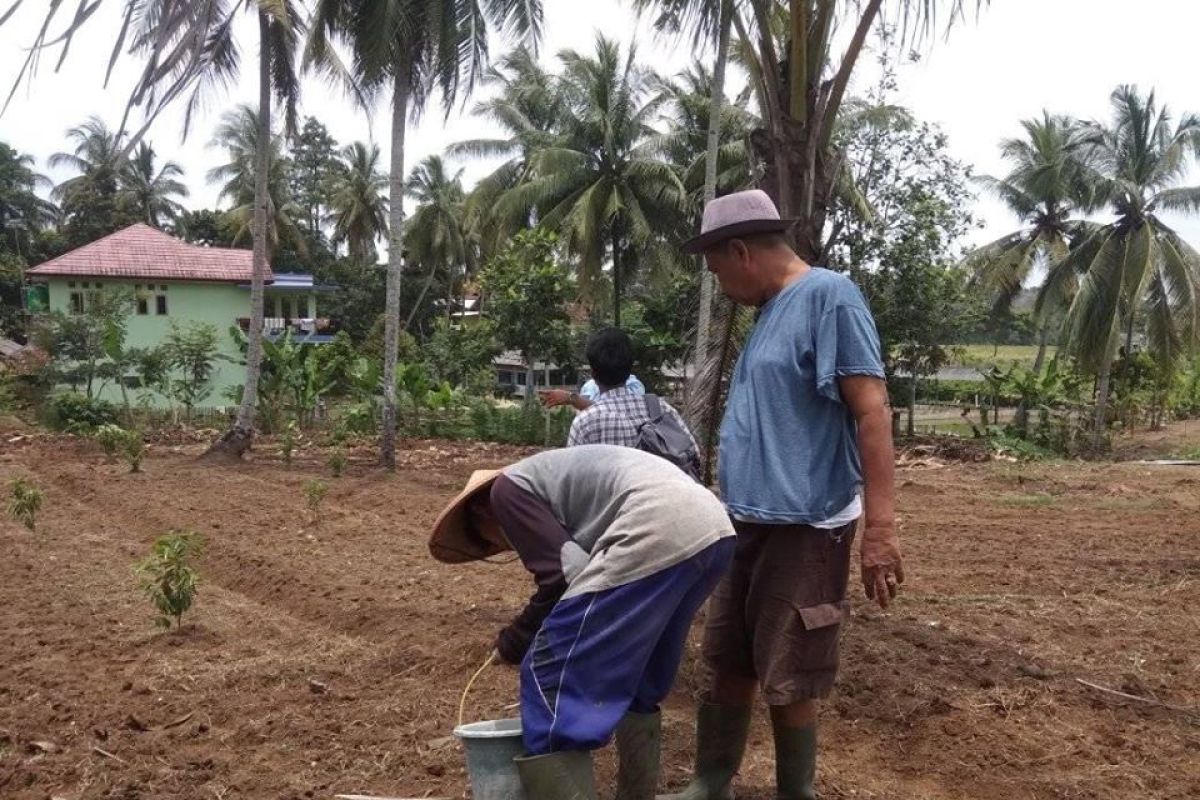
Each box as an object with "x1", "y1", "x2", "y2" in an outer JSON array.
[{"x1": 458, "y1": 649, "x2": 499, "y2": 727}]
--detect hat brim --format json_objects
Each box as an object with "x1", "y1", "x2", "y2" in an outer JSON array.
[
  {"x1": 429, "y1": 470, "x2": 507, "y2": 564},
  {"x1": 680, "y1": 218, "x2": 797, "y2": 254}
]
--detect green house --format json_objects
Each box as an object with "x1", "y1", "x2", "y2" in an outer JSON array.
[{"x1": 25, "y1": 223, "x2": 336, "y2": 407}]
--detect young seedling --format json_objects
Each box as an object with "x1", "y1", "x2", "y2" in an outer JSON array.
[
  {"x1": 327, "y1": 447, "x2": 346, "y2": 478},
  {"x1": 120, "y1": 429, "x2": 144, "y2": 473},
  {"x1": 280, "y1": 420, "x2": 298, "y2": 466},
  {"x1": 7, "y1": 478, "x2": 43, "y2": 531},
  {"x1": 95, "y1": 424, "x2": 127, "y2": 462},
  {"x1": 303, "y1": 479, "x2": 328, "y2": 523},
  {"x1": 134, "y1": 530, "x2": 204, "y2": 629}
]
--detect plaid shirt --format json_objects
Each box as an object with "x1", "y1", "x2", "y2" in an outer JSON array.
[{"x1": 568, "y1": 386, "x2": 699, "y2": 452}]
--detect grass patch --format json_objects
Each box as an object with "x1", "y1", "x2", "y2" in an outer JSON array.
[
  {"x1": 996, "y1": 492, "x2": 1058, "y2": 508},
  {"x1": 949, "y1": 344, "x2": 1055, "y2": 369},
  {"x1": 1087, "y1": 496, "x2": 1166, "y2": 512}
]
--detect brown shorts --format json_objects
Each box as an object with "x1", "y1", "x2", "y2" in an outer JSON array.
[{"x1": 702, "y1": 519, "x2": 856, "y2": 704}]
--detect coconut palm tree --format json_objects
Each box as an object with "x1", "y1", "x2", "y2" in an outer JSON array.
[
  {"x1": 404, "y1": 156, "x2": 473, "y2": 329},
  {"x1": 2, "y1": 1, "x2": 304, "y2": 459},
  {"x1": 635, "y1": 0, "x2": 738, "y2": 383},
  {"x1": 119, "y1": 142, "x2": 189, "y2": 227},
  {"x1": 652, "y1": 61, "x2": 755, "y2": 197},
  {"x1": 964, "y1": 113, "x2": 1092, "y2": 373},
  {"x1": 0, "y1": 143, "x2": 56, "y2": 256},
  {"x1": 49, "y1": 116, "x2": 124, "y2": 205},
  {"x1": 496, "y1": 34, "x2": 686, "y2": 326},
  {"x1": 306, "y1": 0, "x2": 543, "y2": 470},
  {"x1": 451, "y1": 46, "x2": 564, "y2": 256},
  {"x1": 328, "y1": 141, "x2": 389, "y2": 264},
  {"x1": 207, "y1": 104, "x2": 305, "y2": 257},
  {"x1": 1045, "y1": 86, "x2": 1200, "y2": 447}
]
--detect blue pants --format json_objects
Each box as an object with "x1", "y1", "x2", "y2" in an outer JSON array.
[{"x1": 520, "y1": 538, "x2": 735, "y2": 754}]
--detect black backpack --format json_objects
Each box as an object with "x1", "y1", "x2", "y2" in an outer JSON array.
[{"x1": 635, "y1": 394, "x2": 703, "y2": 482}]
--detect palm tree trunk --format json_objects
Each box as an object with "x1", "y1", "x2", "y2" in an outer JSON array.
[
  {"x1": 1092, "y1": 365, "x2": 1111, "y2": 450},
  {"x1": 611, "y1": 226, "x2": 622, "y2": 327},
  {"x1": 906, "y1": 372, "x2": 917, "y2": 436},
  {"x1": 405, "y1": 261, "x2": 439, "y2": 331},
  {"x1": 693, "y1": 0, "x2": 732, "y2": 411},
  {"x1": 205, "y1": 10, "x2": 272, "y2": 461},
  {"x1": 1122, "y1": 310, "x2": 1137, "y2": 432},
  {"x1": 1013, "y1": 324, "x2": 1051, "y2": 433},
  {"x1": 1031, "y1": 324, "x2": 1050, "y2": 373},
  {"x1": 380, "y1": 65, "x2": 411, "y2": 470}
]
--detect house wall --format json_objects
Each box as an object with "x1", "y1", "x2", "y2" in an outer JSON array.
[{"x1": 44, "y1": 277, "x2": 249, "y2": 407}]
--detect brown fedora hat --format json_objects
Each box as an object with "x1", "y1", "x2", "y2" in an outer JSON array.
[
  {"x1": 681, "y1": 189, "x2": 796, "y2": 254},
  {"x1": 429, "y1": 469, "x2": 508, "y2": 564}
]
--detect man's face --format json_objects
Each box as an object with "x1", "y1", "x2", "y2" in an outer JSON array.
[
  {"x1": 703, "y1": 239, "x2": 759, "y2": 306},
  {"x1": 468, "y1": 495, "x2": 508, "y2": 549}
]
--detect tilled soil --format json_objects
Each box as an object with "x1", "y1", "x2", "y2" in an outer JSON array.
[{"x1": 1, "y1": 430, "x2": 1198, "y2": 800}]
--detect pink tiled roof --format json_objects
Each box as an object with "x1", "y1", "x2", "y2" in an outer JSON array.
[{"x1": 25, "y1": 223, "x2": 271, "y2": 283}]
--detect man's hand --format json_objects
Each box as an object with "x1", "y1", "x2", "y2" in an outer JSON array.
[
  {"x1": 860, "y1": 523, "x2": 904, "y2": 609},
  {"x1": 495, "y1": 624, "x2": 530, "y2": 665},
  {"x1": 539, "y1": 389, "x2": 572, "y2": 408}
]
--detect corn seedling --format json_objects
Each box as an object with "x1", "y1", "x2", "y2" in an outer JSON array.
[
  {"x1": 327, "y1": 447, "x2": 346, "y2": 478},
  {"x1": 7, "y1": 478, "x2": 43, "y2": 531},
  {"x1": 280, "y1": 420, "x2": 298, "y2": 465},
  {"x1": 304, "y1": 479, "x2": 329, "y2": 522},
  {"x1": 134, "y1": 530, "x2": 204, "y2": 629},
  {"x1": 95, "y1": 424, "x2": 127, "y2": 462}
]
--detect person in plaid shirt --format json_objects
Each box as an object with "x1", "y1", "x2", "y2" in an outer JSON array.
[{"x1": 567, "y1": 328, "x2": 700, "y2": 454}]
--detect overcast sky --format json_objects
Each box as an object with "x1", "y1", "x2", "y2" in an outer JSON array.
[{"x1": 2, "y1": 0, "x2": 1199, "y2": 252}]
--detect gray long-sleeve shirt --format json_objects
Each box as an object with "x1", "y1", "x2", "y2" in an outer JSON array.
[{"x1": 502, "y1": 445, "x2": 734, "y2": 599}]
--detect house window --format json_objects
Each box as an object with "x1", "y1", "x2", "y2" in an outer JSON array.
[
  {"x1": 516, "y1": 372, "x2": 527, "y2": 386},
  {"x1": 498, "y1": 370, "x2": 514, "y2": 385},
  {"x1": 86, "y1": 291, "x2": 102, "y2": 310},
  {"x1": 69, "y1": 292, "x2": 84, "y2": 314},
  {"x1": 156, "y1": 294, "x2": 168, "y2": 315},
  {"x1": 136, "y1": 295, "x2": 149, "y2": 315}
]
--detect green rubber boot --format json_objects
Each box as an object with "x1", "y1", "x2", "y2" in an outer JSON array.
[
  {"x1": 657, "y1": 702, "x2": 752, "y2": 800},
  {"x1": 771, "y1": 721, "x2": 818, "y2": 800},
  {"x1": 615, "y1": 711, "x2": 662, "y2": 800},
  {"x1": 516, "y1": 750, "x2": 597, "y2": 800}
]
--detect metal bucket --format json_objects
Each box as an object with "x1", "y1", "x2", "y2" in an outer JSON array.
[{"x1": 453, "y1": 718, "x2": 527, "y2": 800}]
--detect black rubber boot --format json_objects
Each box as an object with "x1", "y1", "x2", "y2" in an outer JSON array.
[
  {"x1": 657, "y1": 702, "x2": 752, "y2": 800},
  {"x1": 771, "y1": 721, "x2": 818, "y2": 800},
  {"x1": 516, "y1": 750, "x2": 597, "y2": 800},
  {"x1": 615, "y1": 711, "x2": 662, "y2": 800}
]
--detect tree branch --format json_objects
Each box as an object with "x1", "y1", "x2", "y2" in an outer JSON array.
[{"x1": 817, "y1": 0, "x2": 883, "y2": 151}]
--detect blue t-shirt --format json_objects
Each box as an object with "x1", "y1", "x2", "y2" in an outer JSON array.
[
  {"x1": 719, "y1": 268, "x2": 885, "y2": 523},
  {"x1": 580, "y1": 374, "x2": 645, "y2": 401}
]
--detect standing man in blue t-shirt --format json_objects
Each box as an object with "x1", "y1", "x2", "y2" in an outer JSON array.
[{"x1": 666, "y1": 190, "x2": 903, "y2": 800}]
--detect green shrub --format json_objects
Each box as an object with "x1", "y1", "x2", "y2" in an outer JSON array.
[
  {"x1": 45, "y1": 392, "x2": 118, "y2": 432},
  {"x1": 95, "y1": 423, "x2": 128, "y2": 461},
  {"x1": 304, "y1": 479, "x2": 329, "y2": 520},
  {"x1": 7, "y1": 477, "x2": 43, "y2": 530},
  {"x1": 986, "y1": 429, "x2": 1057, "y2": 462},
  {"x1": 279, "y1": 419, "x2": 298, "y2": 465},
  {"x1": 134, "y1": 531, "x2": 204, "y2": 629},
  {"x1": 327, "y1": 447, "x2": 347, "y2": 478},
  {"x1": 120, "y1": 430, "x2": 145, "y2": 473}
]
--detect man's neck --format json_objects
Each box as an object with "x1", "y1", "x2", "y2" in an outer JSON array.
[{"x1": 758, "y1": 256, "x2": 812, "y2": 306}]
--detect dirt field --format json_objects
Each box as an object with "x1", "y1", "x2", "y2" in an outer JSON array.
[{"x1": 2, "y1": 424, "x2": 1199, "y2": 800}]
